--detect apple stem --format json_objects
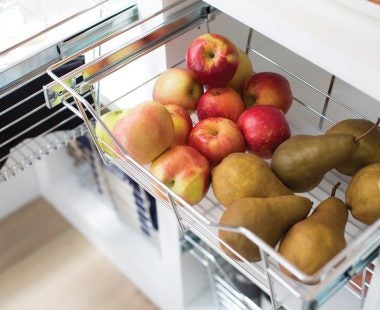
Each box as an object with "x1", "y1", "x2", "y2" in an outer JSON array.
[
  {"x1": 355, "y1": 117, "x2": 380, "y2": 142},
  {"x1": 331, "y1": 182, "x2": 341, "y2": 198}
]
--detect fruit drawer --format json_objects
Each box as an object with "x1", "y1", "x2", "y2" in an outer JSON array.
[{"x1": 42, "y1": 1, "x2": 380, "y2": 309}]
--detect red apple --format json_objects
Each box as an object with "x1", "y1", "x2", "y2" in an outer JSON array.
[
  {"x1": 153, "y1": 68, "x2": 203, "y2": 111},
  {"x1": 150, "y1": 145, "x2": 211, "y2": 205},
  {"x1": 226, "y1": 49, "x2": 253, "y2": 93},
  {"x1": 186, "y1": 33, "x2": 239, "y2": 87},
  {"x1": 165, "y1": 104, "x2": 193, "y2": 146},
  {"x1": 196, "y1": 87, "x2": 245, "y2": 123},
  {"x1": 238, "y1": 105, "x2": 291, "y2": 159},
  {"x1": 242, "y1": 72, "x2": 293, "y2": 114},
  {"x1": 113, "y1": 100, "x2": 174, "y2": 164},
  {"x1": 188, "y1": 117, "x2": 246, "y2": 164}
]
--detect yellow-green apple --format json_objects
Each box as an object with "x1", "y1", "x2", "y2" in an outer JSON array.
[
  {"x1": 186, "y1": 33, "x2": 239, "y2": 87},
  {"x1": 196, "y1": 86, "x2": 245, "y2": 123},
  {"x1": 242, "y1": 72, "x2": 293, "y2": 114},
  {"x1": 238, "y1": 105, "x2": 290, "y2": 159},
  {"x1": 113, "y1": 100, "x2": 174, "y2": 164},
  {"x1": 226, "y1": 49, "x2": 253, "y2": 93},
  {"x1": 150, "y1": 145, "x2": 211, "y2": 205},
  {"x1": 152, "y1": 68, "x2": 203, "y2": 111},
  {"x1": 95, "y1": 109, "x2": 131, "y2": 157},
  {"x1": 188, "y1": 117, "x2": 246, "y2": 164},
  {"x1": 165, "y1": 104, "x2": 193, "y2": 146}
]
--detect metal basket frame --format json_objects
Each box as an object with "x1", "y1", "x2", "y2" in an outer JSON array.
[{"x1": 40, "y1": 1, "x2": 380, "y2": 309}]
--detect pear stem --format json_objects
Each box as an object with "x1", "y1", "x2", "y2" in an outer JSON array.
[
  {"x1": 331, "y1": 182, "x2": 341, "y2": 198},
  {"x1": 354, "y1": 117, "x2": 380, "y2": 142}
]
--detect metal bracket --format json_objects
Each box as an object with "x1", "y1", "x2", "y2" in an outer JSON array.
[{"x1": 201, "y1": 5, "x2": 216, "y2": 22}]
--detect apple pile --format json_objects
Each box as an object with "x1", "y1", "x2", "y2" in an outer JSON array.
[{"x1": 95, "y1": 32, "x2": 294, "y2": 206}]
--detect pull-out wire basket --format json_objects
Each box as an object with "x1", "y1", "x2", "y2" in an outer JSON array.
[{"x1": 40, "y1": 0, "x2": 379, "y2": 309}]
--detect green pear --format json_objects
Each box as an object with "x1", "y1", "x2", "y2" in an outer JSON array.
[
  {"x1": 346, "y1": 163, "x2": 380, "y2": 225},
  {"x1": 271, "y1": 134, "x2": 359, "y2": 192},
  {"x1": 212, "y1": 152, "x2": 293, "y2": 207},
  {"x1": 278, "y1": 183, "x2": 348, "y2": 280},
  {"x1": 326, "y1": 118, "x2": 380, "y2": 176},
  {"x1": 219, "y1": 195, "x2": 312, "y2": 262},
  {"x1": 95, "y1": 109, "x2": 131, "y2": 156}
]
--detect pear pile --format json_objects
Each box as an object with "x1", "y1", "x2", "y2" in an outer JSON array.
[
  {"x1": 215, "y1": 117, "x2": 380, "y2": 283},
  {"x1": 214, "y1": 152, "x2": 313, "y2": 262}
]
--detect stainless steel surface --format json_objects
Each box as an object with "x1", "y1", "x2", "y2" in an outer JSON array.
[
  {"x1": 57, "y1": 5, "x2": 138, "y2": 59},
  {"x1": 0, "y1": 46, "x2": 60, "y2": 96},
  {"x1": 184, "y1": 233, "x2": 262, "y2": 309}
]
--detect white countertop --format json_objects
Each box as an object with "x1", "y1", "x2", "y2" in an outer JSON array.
[{"x1": 205, "y1": 0, "x2": 380, "y2": 103}]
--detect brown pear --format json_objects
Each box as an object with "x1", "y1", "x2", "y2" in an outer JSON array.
[
  {"x1": 212, "y1": 152, "x2": 292, "y2": 207},
  {"x1": 278, "y1": 183, "x2": 348, "y2": 280},
  {"x1": 219, "y1": 195, "x2": 312, "y2": 262},
  {"x1": 346, "y1": 163, "x2": 380, "y2": 225},
  {"x1": 326, "y1": 118, "x2": 380, "y2": 176},
  {"x1": 271, "y1": 134, "x2": 359, "y2": 192}
]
